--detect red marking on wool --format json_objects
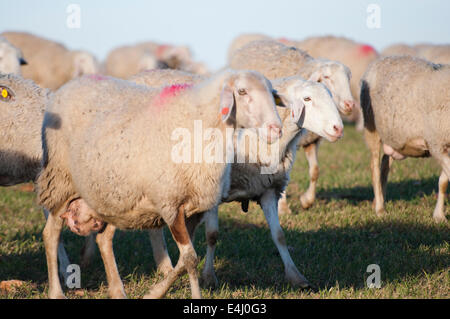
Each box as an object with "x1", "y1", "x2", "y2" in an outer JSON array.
[
  {"x1": 221, "y1": 107, "x2": 229, "y2": 115},
  {"x1": 159, "y1": 83, "x2": 192, "y2": 99},
  {"x1": 151, "y1": 83, "x2": 192, "y2": 109},
  {"x1": 358, "y1": 44, "x2": 375, "y2": 55},
  {"x1": 156, "y1": 44, "x2": 170, "y2": 58},
  {"x1": 278, "y1": 37, "x2": 289, "y2": 44},
  {"x1": 86, "y1": 74, "x2": 107, "y2": 81}
]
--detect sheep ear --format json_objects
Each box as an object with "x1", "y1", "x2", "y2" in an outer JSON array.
[
  {"x1": 291, "y1": 99, "x2": 305, "y2": 124},
  {"x1": 220, "y1": 84, "x2": 235, "y2": 122},
  {"x1": 308, "y1": 70, "x2": 322, "y2": 83}
]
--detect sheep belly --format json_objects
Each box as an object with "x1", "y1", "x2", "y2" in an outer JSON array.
[{"x1": 383, "y1": 138, "x2": 430, "y2": 159}]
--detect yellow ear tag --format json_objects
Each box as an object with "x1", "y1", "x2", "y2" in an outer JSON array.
[{"x1": 1, "y1": 89, "x2": 8, "y2": 98}]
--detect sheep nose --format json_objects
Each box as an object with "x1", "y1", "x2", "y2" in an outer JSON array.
[
  {"x1": 343, "y1": 100, "x2": 355, "y2": 113},
  {"x1": 333, "y1": 125, "x2": 344, "y2": 138}
]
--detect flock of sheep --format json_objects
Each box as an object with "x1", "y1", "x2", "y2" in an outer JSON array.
[{"x1": 0, "y1": 30, "x2": 448, "y2": 299}]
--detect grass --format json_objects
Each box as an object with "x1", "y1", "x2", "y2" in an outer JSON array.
[{"x1": 0, "y1": 124, "x2": 448, "y2": 299}]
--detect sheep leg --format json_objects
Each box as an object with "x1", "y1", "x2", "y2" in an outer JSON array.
[
  {"x1": 96, "y1": 224, "x2": 126, "y2": 298},
  {"x1": 43, "y1": 209, "x2": 66, "y2": 299},
  {"x1": 300, "y1": 142, "x2": 320, "y2": 209},
  {"x1": 80, "y1": 233, "x2": 96, "y2": 268},
  {"x1": 354, "y1": 103, "x2": 364, "y2": 131},
  {"x1": 260, "y1": 189, "x2": 310, "y2": 288},
  {"x1": 433, "y1": 170, "x2": 448, "y2": 223},
  {"x1": 201, "y1": 206, "x2": 219, "y2": 288},
  {"x1": 364, "y1": 129, "x2": 386, "y2": 216},
  {"x1": 43, "y1": 208, "x2": 71, "y2": 283},
  {"x1": 380, "y1": 154, "x2": 393, "y2": 200},
  {"x1": 148, "y1": 228, "x2": 174, "y2": 275},
  {"x1": 144, "y1": 206, "x2": 201, "y2": 299},
  {"x1": 277, "y1": 191, "x2": 292, "y2": 215}
]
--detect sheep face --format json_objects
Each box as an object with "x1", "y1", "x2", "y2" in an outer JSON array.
[
  {"x1": 222, "y1": 71, "x2": 282, "y2": 144},
  {"x1": 71, "y1": 51, "x2": 100, "y2": 78},
  {"x1": 277, "y1": 79, "x2": 343, "y2": 142},
  {"x1": 308, "y1": 61, "x2": 355, "y2": 116},
  {"x1": 0, "y1": 41, "x2": 23, "y2": 75}
]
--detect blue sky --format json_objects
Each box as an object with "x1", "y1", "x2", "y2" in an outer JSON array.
[{"x1": 1, "y1": 0, "x2": 449, "y2": 70}]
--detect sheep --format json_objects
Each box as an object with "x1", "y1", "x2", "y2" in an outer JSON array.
[
  {"x1": 381, "y1": 43, "x2": 419, "y2": 57},
  {"x1": 414, "y1": 44, "x2": 450, "y2": 65},
  {"x1": 126, "y1": 68, "x2": 343, "y2": 288},
  {"x1": 36, "y1": 69, "x2": 283, "y2": 299},
  {"x1": 2, "y1": 31, "x2": 99, "y2": 90},
  {"x1": 230, "y1": 40, "x2": 354, "y2": 212},
  {"x1": 0, "y1": 36, "x2": 27, "y2": 75},
  {"x1": 136, "y1": 42, "x2": 210, "y2": 75},
  {"x1": 382, "y1": 43, "x2": 450, "y2": 65},
  {"x1": 104, "y1": 45, "x2": 165, "y2": 79},
  {"x1": 361, "y1": 55, "x2": 450, "y2": 222},
  {"x1": 280, "y1": 35, "x2": 379, "y2": 131},
  {"x1": 129, "y1": 69, "x2": 207, "y2": 87},
  {"x1": 226, "y1": 33, "x2": 272, "y2": 63},
  {"x1": 0, "y1": 74, "x2": 46, "y2": 186},
  {"x1": 0, "y1": 73, "x2": 73, "y2": 281}
]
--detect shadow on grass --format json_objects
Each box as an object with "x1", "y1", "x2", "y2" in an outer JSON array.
[
  {"x1": 317, "y1": 175, "x2": 441, "y2": 205},
  {"x1": 213, "y1": 217, "x2": 449, "y2": 292},
  {"x1": 1, "y1": 216, "x2": 448, "y2": 295}
]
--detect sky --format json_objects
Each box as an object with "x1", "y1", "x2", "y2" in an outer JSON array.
[{"x1": 1, "y1": 0, "x2": 449, "y2": 70}]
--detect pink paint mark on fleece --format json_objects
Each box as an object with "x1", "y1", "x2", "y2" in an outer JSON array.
[
  {"x1": 151, "y1": 83, "x2": 192, "y2": 109},
  {"x1": 86, "y1": 74, "x2": 107, "y2": 81},
  {"x1": 278, "y1": 37, "x2": 289, "y2": 44},
  {"x1": 358, "y1": 44, "x2": 375, "y2": 55}
]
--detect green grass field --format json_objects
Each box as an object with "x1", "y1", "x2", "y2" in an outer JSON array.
[{"x1": 0, "y1": 124, "x2": 448, "y2": 299}]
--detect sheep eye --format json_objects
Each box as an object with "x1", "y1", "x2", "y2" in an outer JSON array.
[
  {"x1": 0, "y1": 87, "x2": 13, "y2": 101},
  {"x1": 303, "y1": 97, "x2": 311, "y2": 102},
  {"x1": 238, "y1": 88, "x2": 247, "y2": 95}
]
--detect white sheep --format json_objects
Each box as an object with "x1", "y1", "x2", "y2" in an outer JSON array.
[
  {"x1": 104, "y1": 45, "x2": 164, "y2": 79},
  {"x1": 2, "y1": 31, "x2": 100, "y2": 90},
  {"x1": 230, "y1": 40, "x2": 354, "y2": 212},
  {"x1": 36, "y1": 69, "x2": 283, "y2": 299},
  {"x1": 382, "y1": 43, "x2": 450, "y2": 65},
  {"x1": 415, "y1": 44, "x2": 450, "y2": 64},
  {"x1": 127, "y1": 69, "x2": 343, "y2": 288},
  {"x1": 226, "y1": 33, "x2": 272, "y2": 63},
  {"x1": 137, "y1": 41, "x2": 210, "y2": 75},
  {"x1": 0, "y1": 73, "x2": 74, "y2": 282},
  {"x1": 280, "y1": 35, "x2": 379, "y2": 131},
  {"x1": 361, "y1": 55, "x2": 450, "y2": 222},
  {"x1": 0, "y1": 36, "x2": 27, "y2": 75},
  {"x1": 381, "y1": 43, "x2": 419, "y2": 57},
  {"x1": 0, "y1": 74, "x2": 47, "y2": 186}
]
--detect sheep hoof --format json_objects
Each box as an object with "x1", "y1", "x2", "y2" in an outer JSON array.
[
  {"x1": 157, "y1": 262, "x2": 174, "y2": 276},
  {"x1": 143, "y1": 289, "x2": 165, "y2": 299},
  {"x1": 49, "y1": 292, "x2": 67, "y2": 299},
  {"x1": 433, "y1": 214, "x2": 447, "y2": 223},
  {"x1": 201, "y1": 271, "x2": 218, "y2": 289},
  {"x1": 143, "y1": 281, "x2": 167, "y2": 299},
  {"x1": 285, "y1": 267, "x2": 310, "y2": 289},
  {"x1": 375, "y1": 208, "x2": 387, "y2": 217},
  {"x1": 299, "y1": 195, "x2": 314, "y2": 210},
  {"x1": 278, "y1": 200, "x2": 292, "y2": 215},
  {"x1": 109, "y1": 287, "x2": 127, "y2": 299}
]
